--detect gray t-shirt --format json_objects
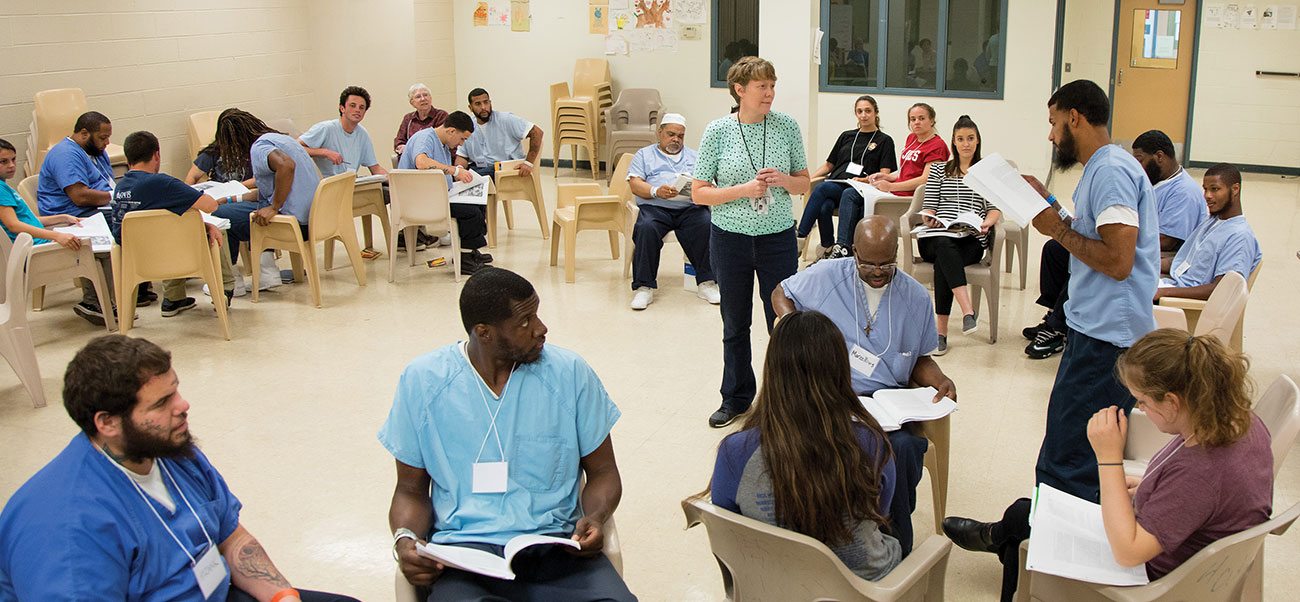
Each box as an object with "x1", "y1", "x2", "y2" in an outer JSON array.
[
  {"x1": 455, "y1": 110, "x2": 531, "y2": 167},
  {"x1": 299, "y1": 119, "x2": 379, "y2": 177}
]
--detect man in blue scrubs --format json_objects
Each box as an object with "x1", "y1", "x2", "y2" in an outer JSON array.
[
  {"x1": 381, "y1": 267, "x2": 635, "y2": 601},
  {"x1": 399, "y1": 112, "x2": 493, "y2": 275},
  {"x1": 1155, "y1": 162, "x2": 1261, "y2": 301},
  {"x1": 0, "y1": 335, "x2": 357, "y2": 601},
  {"x1": 1130, "y1": 129, "x2": 1207, "y2": 253},
  {"x1": 453, "y1": 88, "x2": 544, "y2": 179},
  {"x1": 772, "y1": 216, "x2": 956, "y2": 557},
  {"x1": 37, "y1": 111, "x2": 115, "y2": 218}
]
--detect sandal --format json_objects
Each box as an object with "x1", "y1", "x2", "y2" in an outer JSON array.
[{"x1": 360, "y1": 248, "x2": 382, "y2": 260}]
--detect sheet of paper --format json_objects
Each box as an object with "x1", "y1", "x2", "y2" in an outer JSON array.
[
  {"x1": 201, "y1": 211, "x2": 230, "y2": 230},
  {"x1": 1224, "y1": 3, "x2": 1241, "y2": 28},
  {"x1": 828, "y1": 179, "x2": 893, "y2": 204},
  {"x1": 473, "y1": 1, "x2": 489, "y2": 26},
  {"x1": 872, "y1": 387, "x2": 957, "y2": 422},
  {"x1": 53, "y1": 212, "x2": 113, "y2": 252},
  {"x1": 1241, "y1": 4, "x2": 1259, "y2": 28},
  {"x1": 1205, "y1": 4, "x2": 1224, "y2": 27},
  {"x1": 192, "y1": 180, "x2": 251, "y2": 200},
  {"x1": 590, "y1": 4, "x2": 609, "y2": 34},
  {"x1": 859, "y1": 397, "x2": 901, "y2": 432},
  {"x1": 1026, "y1": 484, "x2": 1150, "y2": 586},
  {"x1": 510, "y1": 0, "x2": 530, "y2": 31},
  {"x1": 813, "y1": 29, "x2": 824, "y2": 65},
  {"x1": 673, "y1": 0, "x2": 705, "y2": 23},
  {"x1": 489, "y1": 1, "x2": 510, "y2": 26},
  {"x1": 450, "y1": 172, "x2": 490, "y2": 206},
  {"x1": 1261, "y1": 5, "x2": 1278, "y2": 28},
  {"x1": 962, "y1": 153, "x2": 1051, "y2": 228},
  {"x1": 1276, "y1": 4, "x2": 1296, "y2": 29},
  {"x1": 355, "y1": 174, "x2": 387, "y2": 186},
  {"x1": 418, "y1": 542, "x2": 514, "y2": 580},
  {"x1": 605, "y1": 33, "x2": 629, "y2": 55}
]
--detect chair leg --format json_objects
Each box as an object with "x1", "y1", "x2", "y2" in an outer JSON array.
[
  {"x1": 988, "y1": 287, "x2": 999, "y2": 344},
  {"x1": 204, "y1": 245, "x2": 232, "y2": 341},
  {"x1": 30, "y1": 286, "x2": 44, "y2": 312},
  {"x1": 504, "y1": 199, "x2": 516, "y2": 230},
  {"x1": 339, "y1": 229, "x2": 367, "y2": 287},
  {"x1": 487, "y1": 194, "x2": 498, "y2": 248},
  {"x1": 89, "y1": 259, "x2": 117, "y2": 333},
  {"x1": 532, "y1": 195, "x2": 549, "y2": 239},
  {"x1": 564, "y1": 224, "x2": 577, "y2": 283},
  {"x1": 324, "y1": 239, "x2": 336, "y2": 271},
  {"x1": 387, "y1": 223, "x2": 400, "y2": 283},
  {"x1": 607, "y1": 230, "x2": 620, "y2": 260},
  {"x1": 549, "y1": 222, "x2": 561, "y2": 266},
  {"x1": 1018, "y1": 239, "x2": 1028, "y2": 290},
  {"x1": 375, "y1": 208, "x2": 391, "y2": 252},
  {"x1": 249, "y1": 247, "x2": 261, "y2": 303},
  {"x1": 623, "y1": 236, "x2": 634, "y2": 279},
  {"x1": 450, "y1": 221, "x2": 462, "y2": 283},
  {"x1": 922, "y1": 416, "x2": 951, "y2": 535},
  {"x1": 289, "y1": 253, "x2": 306, "y2": 284},
  {"x1": 299, "y1": 243, "x2": 322, "y2": 308},
  {"x1": 588, "y1": 142, "x2": 599, "y2": 179},
  {"x1": 406, "y1": 226, "x2": 420, "y2": 267},
  {"x1": 360, "y1": 214, "x2": 374, "y2": 250}
]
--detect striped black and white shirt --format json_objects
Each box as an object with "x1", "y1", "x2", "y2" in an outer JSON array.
[{"x1": 922, "y1": 161, "x2": 999, "y2": 247}]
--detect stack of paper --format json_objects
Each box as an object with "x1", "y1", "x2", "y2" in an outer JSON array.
[
  {"x1": 962, "y1": 153, "x2": 1051, "y2": 227},
  {"x1": 1026, "y1": 483, "x2": 1150, "y2": 586},
  {"x1": 192, "y1": 180, "x2": 251, "y2": 200},
  {"x1": 355, "y1": 174, "x2": 388, "y2": 186},
  {"x1": 201, "y1": 212, "x2": 230, "y2": 230},
  {"x1": 858, "y1": 387, "x2": 956, "y2": 432},
  {"x1": 52, "y1": 212, "x2": 114, "y2": 252},
  {"x1": 829, "y1": 179, "x2": 894, "y2": 204}
]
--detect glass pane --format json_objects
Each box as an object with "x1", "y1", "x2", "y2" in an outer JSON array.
[
  {"x1": 945, "y1": 0, "x2": 1002, "y2": 92},
  {"x1": 1141, "y1": 9, "x2": 1180, "y2": 60},
  {"x1": 715, "y1": 0, "x2": 761, "y2": 83},
  {"x1": 886, "y1": 0, "x2": 940, "y2": 90},
  {"x1": 826, "y1": 0, "x2": 879, "y2": 88}
]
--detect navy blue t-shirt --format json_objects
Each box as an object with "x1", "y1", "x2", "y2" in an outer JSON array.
[{"x1": 110, "y1": 171, "x2": 203, "y2": 243}]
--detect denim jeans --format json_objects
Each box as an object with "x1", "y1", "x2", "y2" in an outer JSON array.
[
  {"x1": 834, "y1": 185, "x2": 868, "y2": 247},
  {"x1": 709, "y1": 224, "x2": 797, "y2": 413},
  {"x1": 797, "y1": 181, "x2": 852, "y2": 249}
]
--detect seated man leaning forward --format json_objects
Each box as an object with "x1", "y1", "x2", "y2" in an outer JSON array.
[
  {"x1": 0, "y1": 335, "x2": 358, "y2": 601},
  {"x1": 381, "y1": 267, "x2": 635, "y2": 601},
  {"x1": 299, "y1": 86, "x2": 388, "y2": 179},
  {"x1": 1155, "y1": 162, "x2": 1261, "y2": 302},
  {"x1": 627, "y1": 113, "x2": 719, "y2": 310},
  {"x1": 454, "y1": 88, "x2": 543, "y2": 178},
  {"x1": 772, "y1": 215, "x2": 957, "y2": 556}
]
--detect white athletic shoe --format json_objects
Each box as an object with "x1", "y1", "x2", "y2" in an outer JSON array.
[
  {"x1": 258, "y1": 251, "x2": 281, "y2": 290},
  {"x1": 696, "y1": 281, "x2": 722, "y2": 305},
  {"x1": 630, "y1": 287, "x2": 654, "y2": 310}
]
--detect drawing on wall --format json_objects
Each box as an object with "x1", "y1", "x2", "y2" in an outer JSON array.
[
  {"x1": 474, "y1": 2, "x2": 489, "y2": 26},
  {"x1": 511, "y1": 0, "x2": 530, "y2": 31},
  {"x1": 590, "y1": 3, "x2": 609, "y2": 34},
  {"x1": 1278, "y1": 4, "x2": 1297, "y2": 29},
  {"x1": 488, "y1": 2, "x2": 510, "y2": 26},
  {"x1": 634, "y1": 0, "x2": 671, "y2": 29},
  {"x1": 674, "y1": 0, "x2": 706, "y2": 23}
]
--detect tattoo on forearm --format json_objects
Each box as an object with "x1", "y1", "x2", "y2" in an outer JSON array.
[{"x1": 236, "y1": 539, "x2": 292, "y2": 589}]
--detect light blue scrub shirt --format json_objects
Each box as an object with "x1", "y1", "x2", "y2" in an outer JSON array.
[
  {"x1": 1064, "y1": 144, "x2": 1159, "y2": 348},
  {"x1": 299, "y1": 119, "x2": 379, "y2": 177},
  {"x1": 0, "y1": 434, "x2": 242, "y2": 601},
  {"x1": 1163, "y1": 215, "x2": 1261, "y2": 288},
  {"x1": 1154, "y1": 168, "x2": 1208, "y2": 242},
  {"x1": 628, "y1": 144, "x2": 699, "y2": 210},
  {"x1": 780, "y1": 258, "x2": 939, "y2": 395},
  {"x1": 397, "y1": 128, "x2": 454, "y2": 189},
  {"x1": 251, "y1": 133, "x2": 321, "y2": 225},
  {"x1": 455, "y1": 111, "x2": 532, "y2": 167},
  {"x1": 37, "y1": 137, "x2": 115, "y2": 217},
  {"x1": 378, "y1": 343, "x2": 621, "y2": 546}
]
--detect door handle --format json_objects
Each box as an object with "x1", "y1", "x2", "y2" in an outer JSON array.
[{"x1": 1117, "y1": 69, "x2": 1124, "y2": 85}]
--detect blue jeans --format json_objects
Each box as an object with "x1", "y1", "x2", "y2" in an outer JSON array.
[
  {"x1": 710, "y1": 224, "x2": 798, "y2": 413},
  {"x1": 213, "y1": 201, "x2": 259, "y2": 263},
  {"x1": 834, "y1": 184, "x2": 868, "y2": 247},
  {"x1": 797, "y1": 181, "x2": 849, "y2": 248}
]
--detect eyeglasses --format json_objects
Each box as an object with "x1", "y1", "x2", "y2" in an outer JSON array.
[{"x1": 856, "y1": 261, "x2": 897, "y2": 272}]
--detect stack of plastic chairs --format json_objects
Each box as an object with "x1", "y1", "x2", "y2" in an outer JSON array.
[
  {"x1": 25, "y1": 88, "x2": 127, "y2": 178},
  {"x1": 604, "y1": 89, "x2": 663, "y2": 177},
  {"x1": 550, "y1": 59, "x2": 613, "y2": 179}
]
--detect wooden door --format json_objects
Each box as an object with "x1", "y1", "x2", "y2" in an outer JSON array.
[{"x1": 1112, "y1": 0, "x2": 1197, "y2": 146}]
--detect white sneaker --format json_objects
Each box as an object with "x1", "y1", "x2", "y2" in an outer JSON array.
[
  {"x1": 258, "y1": 251, "x2": 281, "y2": 290},
  {"x1": 231, "y1": 265, "x2": 248, "y2": 297},
  {"x1": 437, "y1": 230, "x2": 453, "y2": 247},
  {"x1": 630, "y1": 287, "x2": 654, "y2": 310},
  {"x1": 696, "y1": 281, "x2": 721, "y2": 304}
]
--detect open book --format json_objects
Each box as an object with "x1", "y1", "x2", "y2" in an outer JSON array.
[
  {"x1": 192, "y1": 180, "x2": 250, "y2": 200},
  {"x1": 417, "y1": 535, "x2": 580, "y2": 580},
  {"x1": 858, "y1": 387, "x2": 956, "y2": 432},
  {"x1": 1026, "y1": 483, "x2": 1150, "y2": 586},
  {"x1": 449, "y1": 171, "x2": 490, "y2": 206},
  {"x1": 53, "y1": 212, "x2": 114, "y2": 252},
  {"x1": 355, "y1": 173, "x2": 388, "y2": 186},
  {"x1": 911, "y1": 211, "x2": 984, "y2": 238},
  {"x1": 828, "y1": 179, "x2": 894, "y2": 204},
  {"x1": 671, "y1": 173, "x2": 694, "y2": 196},
  {"x1": 962, "y1": 153, "x2": 1052, "y2": 227}
]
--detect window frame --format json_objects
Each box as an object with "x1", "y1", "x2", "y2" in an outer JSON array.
[
  {"x1": 711, "y1": 0, "x2": 761, "y2": 88},
  {"x1": 818, "y1": 0, "x2": 1009, "y2": 99}
]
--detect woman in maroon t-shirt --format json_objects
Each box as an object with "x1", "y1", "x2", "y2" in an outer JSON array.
[{"x1": 865, "y1": 103, "x2": 949, "y2": 197}]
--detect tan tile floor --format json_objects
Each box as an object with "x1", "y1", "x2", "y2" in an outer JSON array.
[{"x1": 0, "y1": 166, "x2": 1297, "y2": 601}]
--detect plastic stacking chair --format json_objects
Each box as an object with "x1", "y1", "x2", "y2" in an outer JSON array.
[
  {"x1": 490, "y1": 158, "x2": 550, "y2": 247},
  {"x1": 16, "y1": 176, "x2": 39, "y2": 215},
  {"x1": 386, "y1": 169, "x2": 461, "y2": 283},
  {"x1": 187, "y1": 110, "x2": 221, "y2": 160},
  {"x1": 1001, "y1": 221, "x2": 1029, "y2": 290},
  {"x1": 604, "y1": 89, "x2": 663, "y2": 173},
  {"x1": 551, "y1": 82, "x2": 600, "y2": 180},
  {"x1": 900, "y1": 186, "x2": 1005, "y2": 343},
  {"x1": 550, "y1": 154, "x2": 630, "y2": 283},
  {"x1": 349, "y1": 177, "x2": 392, "y2": 252},
  {"x1": 682, "y1": 497, "x2": 952, "y2": 602},
  {"x1": 1013, "y1": 502, "x2": 1300, "y2": 602},
  {"x1": 247, "y1": 172, "x2": 363, "y2": 308},
  {"x1": 1151, "y1": 306, "x2": 1188, "y2": 331},
  {"x1": 110, "y1": 211, "x2": 230, "y2": 340},
  {"x1": 30, "y1": 88, "x2": 126, "y2": 176},
  {"x1": 0, "y1": 234, "x2": 45, "y2": 407},
  {"x1": 1158, "y1": 261, "x2": 1261, "y2": 352}
]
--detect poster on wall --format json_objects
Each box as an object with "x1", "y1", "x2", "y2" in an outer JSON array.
[
  {"x1": 1262, "y1": 5, "x2": 1278, "y2": 28},
  {"x1": 1205, "y1": 4, "x2": 1224, "y2": 27},
  {"x1": 488, "y1": 2, "x2": 510, "y2": 26},
  {"x1": 1240, "y1": 4, "x2": 1259, "y2": 28},
  {"x1": 674, "y1": 0, "x2": 706, "y2": 23},
  {"x1": 474, "y1": 1, "x2": 489, "y2": 26},
  {"x1": 511, "y1": 0, "x2": 530, "y2": 31},
  {"x1": 1279, "y1": 5, "x2": 1298, "y2": 29},
  {"x1": 1224, "y1": 3, "x2": 1241, "y2": 28},
  {"x1": 590, "y1": 3, "x2": 609, "y2": 34},
  {"x1": 633, "y1": 0, "x2": 672, "y2": 28}
]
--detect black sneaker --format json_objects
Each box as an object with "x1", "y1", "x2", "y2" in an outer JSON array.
[
  {"x1": 1022, "y1": 320, "x2": 1049, "y2": 341},
  {"x1": 416, "y1": 230, "x2": 439, "y2": 248},
  {"x1": 708, "y1": 406, "x2": 745, "y2": 428},
  {"x1": 458, "y1": 252, "x2": 487, "y2": 276},
  {"x1": 1026, "y1": 328, "x2": 1066, "y2": 359},
  {"x1": 161, "y1": 297, "x2": 197, "y2": 317},
  {"x1": 224, "y1": 290, "x2": 234, "y2": 308},
  {"x1": 73, "y1": 302, "x2": 106, "y2": 326},
  {"x1": 470, "y1": 248, "x2": 494, "y2": 264},
  {"x1": 397, "y1": 232, "x2": 427, "y2": 252},
  {"x1": 822, "y1": 244, "x2": 851, "y2": 260},
  {"x1": 136, "y1": 286, "x2": 157, "y2": 307}
]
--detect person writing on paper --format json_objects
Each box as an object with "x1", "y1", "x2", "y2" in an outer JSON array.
[
  {"x1": 627, "y1": 113, "x2": 719, "y2": 310},
  {"x1": 942, "y1": 329, "x2": 1271, "y2": 599},
  {"x1": 916, "y1": 116, "x2": 1001, "y2": 353},
  {"x1": 381, "y1": 268, "x2": 634, "y2": 601},
  {"x1": 110, "y1": 131, "x2": 237, "y2": 315},
  {"x1": 0, "y1": 335, "x2": 360, "y2": 602},
  {"x1": 399, "y1": 111, "x2": 494, "y2": 275},
  {"x1": 796, "y1": 95, "x2": 897, "y2": 260},
  {"x1": 1155, "y1": 163, "x2": 1260, "y2": 302},
  {"x1": 184, "y1": 108, "x2": 258, "y2": 191},
  {"x1": 1131, "y1": 130, "x2": 1208, "y2": 253},
  {"x1": 299, "y1": 86, "x2": 389, "y2": 179},
  {"x1": 394, "y1": 83, "x2": 449, "y2": 156},
  {"x1": 693, "y1": 56, "x2": 810, "y2": 428},
  {"x1": 0, "y1": 137, "x2": 83, "y2": 249},
  {"x1": 864, "y1": 103, "x2": 948, "y2": 197},
  {"x1": 454, "y1": 88, "x2": 543, "y2": 178},
  {"x1": 772, "y1": 216, "x2": 956, "y2": 555},
  {"x1": 707, "y1": 310, "x2": 902, "y2": 580},
  {"x1": 37, "y1": 111, "x2": 116, "y2": 218},
  {"x1": 250, "y1": 119, "x2": 323, "y2": 289}
]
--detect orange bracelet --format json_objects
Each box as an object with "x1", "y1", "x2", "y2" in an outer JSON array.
[{"x1": 270, "y1": 588, "x2": 300, "y2": 602}]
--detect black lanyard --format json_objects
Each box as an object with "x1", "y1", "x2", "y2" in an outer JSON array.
[{"x1": 736, "y1": 116, "x2": 766, "y2": 176}]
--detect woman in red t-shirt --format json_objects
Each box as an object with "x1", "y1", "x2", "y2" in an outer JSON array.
[{"x1": 866, "y1": 103, "x2": 949, "y2": 197}]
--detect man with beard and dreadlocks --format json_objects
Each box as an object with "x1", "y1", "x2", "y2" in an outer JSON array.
[
  {"x1": 0, "y1": 335, "x2": 359, "y2": 602},
  {"x1": 941, "y1": 79, "x2": 1159, "y2": 602},
  {"x1": 184, "y1": 107, "x2": 259, "y2": 191}
]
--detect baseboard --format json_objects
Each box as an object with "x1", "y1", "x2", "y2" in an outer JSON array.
[
  {"x1": 539, "y1": 158, "x2": 605, "y2": 171},
  {"x1": 1187, "y1": 160, "x2": 1300, "y2": 178}
]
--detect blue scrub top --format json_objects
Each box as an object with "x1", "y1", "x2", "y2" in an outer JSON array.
[
  {"x1": 378, "y1": 343, "x2": 621, "y2": 546},
  {"x1": 780, "y1": 258, "x2": 939, "y2": 395},
  {"x1": 1154, "y1": 168, "x2": 1208, "y2": 242},
  {"x1": 37, "y1": 137, "x2": 115, "y2": 218},
  {"x1": 251, "y1": 133, "x2": 320, "y2": 225},
  {"x1": 0, "y1": 182, "x2": 47, "y2": 244},
  {"x1": 628, "y1": 144, "x2": 699, "y2": 210},
  {"x1": 1165, "y1": 215, "x2": 1261, "y2": 288},
  {"x1": 0, "y1": 434, "x2": 242, "y2": 601},
  {"x1": 455, "y1": 110, "x2": 531, "y2": 167},
  {"x1": 397, "y1": 128, "x2": 454, "y2": 189},
  {"x1": 1064, "y1": 144, "x2": 1159, "y2": 348}
]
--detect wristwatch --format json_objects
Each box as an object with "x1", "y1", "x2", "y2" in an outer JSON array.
[{"x1": 392, "y1": 527, "x2": 418, "y2": 562}]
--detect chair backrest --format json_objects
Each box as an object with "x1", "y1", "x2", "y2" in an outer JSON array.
[
  {"x1": 265, "y1": 118, "x2": 301, "y2": 139},
  {"x1": 1247, "y1": 259, "x2": 1263, "y2": 290},
  {"x1": 15, "y1": 176, "x2": 40, "y2": 216},
  {"x1": 494, "y1": 161, "x2": 543, "y2": 203},
  {"x1": 549, "y1": 82, "x2": 571, "y2": 112},
  {"x1": 1253, "y1": 375, "x2": 1300, "y2": 476},
  {"x1": 33, "y1": 88, "x2": 88, "y2": 154},
  {"x1": 1152, "y1": 305, "x2": 1189, "y2": 331},
  {"x1": 573, "y1": 58, "x2": 611, "y2": 98},
  {"x1": 307, "y1": 172, "x2": 358, "y2": 239},
  {"x1": 387, "y1": 169, "x2": 452, "y2": 227},
  {"x1": 2, "y1": 233, "x2": 34, "y2": 314},
  {"x1": 607, "y1": 89, "x2": 663, "y2": 130},
  {"x1": 607, "y1": 154, "x2": 633, "y2": 201},
  {"x1": 187, "y1": 110, "x2": 221, "y2": 160},
  {"x1": 1192, "y1": 270, "x2": 1248, "y2": 345},
  {"x1": 119, "y1": 210, "x2": 212, "y2": 281}
]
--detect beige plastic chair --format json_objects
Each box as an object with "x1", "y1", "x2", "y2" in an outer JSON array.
[
  {"x1": 1158, "y1": 261, "x2": 1261, "y2": 352},
  {"x1": 187, "y1": 110, "x2": 221, "y2": 160},
  {"x1": 386, "y1": 169, "x2": 461, "y2": 283},
  {"x1": 682, "y1": 497, "x2": 952, "y2": 602},
  {"x1": 550, "y1": 155, "x2": 629, "y2": 283},
  {"x1": 247, "y1": 172, "x2": 363, "y2": 308},
  {"x1": 1151, "y1": 305, "x2": 1187, "y2": 331},
  {"x1": 604, "y1": 89, "x2": 662, "y2": 171},
  {"x1": 551, "y1": 82, "x2": 600, "y2": 180},
  {"x1": 1013, "y1": 502, "x2": 1300, "y2": 602},
  {"x1": 349, "y1": 179, "x2": 392, "y2": 252},
  {"x1": 1002, "y1": 221, "x2": 1029, "y2": 290},
  {"x1": 900, "y1": 186, "x2": 1005, "y2": 343},
  {"x1": 919, "y1": 416, "x2": 951, "y2": 535},
  {"x1": 0, "y1": 234, "x2": 45, "y2": 407},
  {"x1": 110, "y1": 210, "x2": 230, "y2": 340},
  {"x1": 29, "y1": 88, "x2": 126, "y2": 176},
  {"x1": 16, "y1": 176, "x2": 38, "y2": 215},
  {"x1": 490, "y1": 158, "x2": 550, "y2": 247}
]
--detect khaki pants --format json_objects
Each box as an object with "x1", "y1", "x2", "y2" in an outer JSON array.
[{"x1": 162, "y1": 245, "x2": 236, "y2": 302}]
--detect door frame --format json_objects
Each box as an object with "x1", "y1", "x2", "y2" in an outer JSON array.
[{"x1": 1107, "y1": 0, "x2": 1202, "y2": 162}]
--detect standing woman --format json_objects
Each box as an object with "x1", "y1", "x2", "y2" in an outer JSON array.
[
  {"x1": 917, "y1": 115, "x2": 1001, "y2": 354},
  {"x1": 866, "y1": 103, "x2": 948, "y2": 196},
  {"x1": 693, "y1": 57, "x2": 811, "y2": 428},
  {"x1": 797, "y1": 95, "x2": 897, "y2": 259}
]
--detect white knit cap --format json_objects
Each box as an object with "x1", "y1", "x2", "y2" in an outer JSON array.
[{"x1": 660, "y1": 113, "x2": 687, "y2": 127}]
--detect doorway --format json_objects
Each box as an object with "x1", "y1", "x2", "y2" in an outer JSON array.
[{"x1": 1110, "y1": 0, "x2": 1198, "y2": 153}]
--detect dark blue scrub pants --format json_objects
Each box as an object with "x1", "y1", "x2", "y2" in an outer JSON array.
[
  {"x1": 631, "y1": 204, "x2": 714, "y2": 290},
  {"x1": 886, "y1": 427, "x2": 928, "y2": 557}
]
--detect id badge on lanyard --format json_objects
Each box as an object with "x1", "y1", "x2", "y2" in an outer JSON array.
[
  {"x1": 849, "y1": 344, "x2": 881, "y2": 376},
  {"x1": 193, "y1": 544, "x2": 227, "y2": 599},
  {"x1": 472, "y1": 359, "x2": 517, "y2": 494},
  {"x1": 846, "y1": 162, "x2": 864, "y2": 176},
  {"x1": 750, "y1": 189, "x2": 773, "y2": 214}
]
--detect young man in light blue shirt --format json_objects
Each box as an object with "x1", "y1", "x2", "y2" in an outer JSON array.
[
  {"x1": 36, "y1": 111, "x2": 115, "y2": 218},
  {"x1": 299, "y1": 86, "x2": 388, "y2": 178},
  {"x1": 1131, "y1": 129, "x2": 1207, "y2": 253},
  {"x1": 454, "y1": 88, "x2": 544, "y2": 178},
  {"x1": 381, "y1": 268, "x2": 634, "y2": 601},
  {"x1": 1156, "y1": 162, "x2": 1261, "y2": 301}
]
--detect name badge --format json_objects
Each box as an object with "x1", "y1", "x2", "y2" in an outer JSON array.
[
  {"x1": 849, "y1": 344, "x2": 881, "y2": 376},
  {"x1": 472, "y1": 461, "x2": 509, "y2": 494},
  {"x1": 1172, "y1": 260, "x2": 1191, "y2": 278},
  {"x1": 845, "y1": 162, "x2": 864, "y2": 176},
  {"x1": 193, "y1": 544, "x2": 227, "y2": 599}
]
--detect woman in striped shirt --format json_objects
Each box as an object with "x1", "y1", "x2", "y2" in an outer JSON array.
[{"x1": 917, "y1": 116, "x2": 1001, "y2": 354}]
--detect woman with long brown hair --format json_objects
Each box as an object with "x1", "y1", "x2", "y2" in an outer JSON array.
[{"x1": 708, "y1": 310, "x2": 902, "y2": 580}]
